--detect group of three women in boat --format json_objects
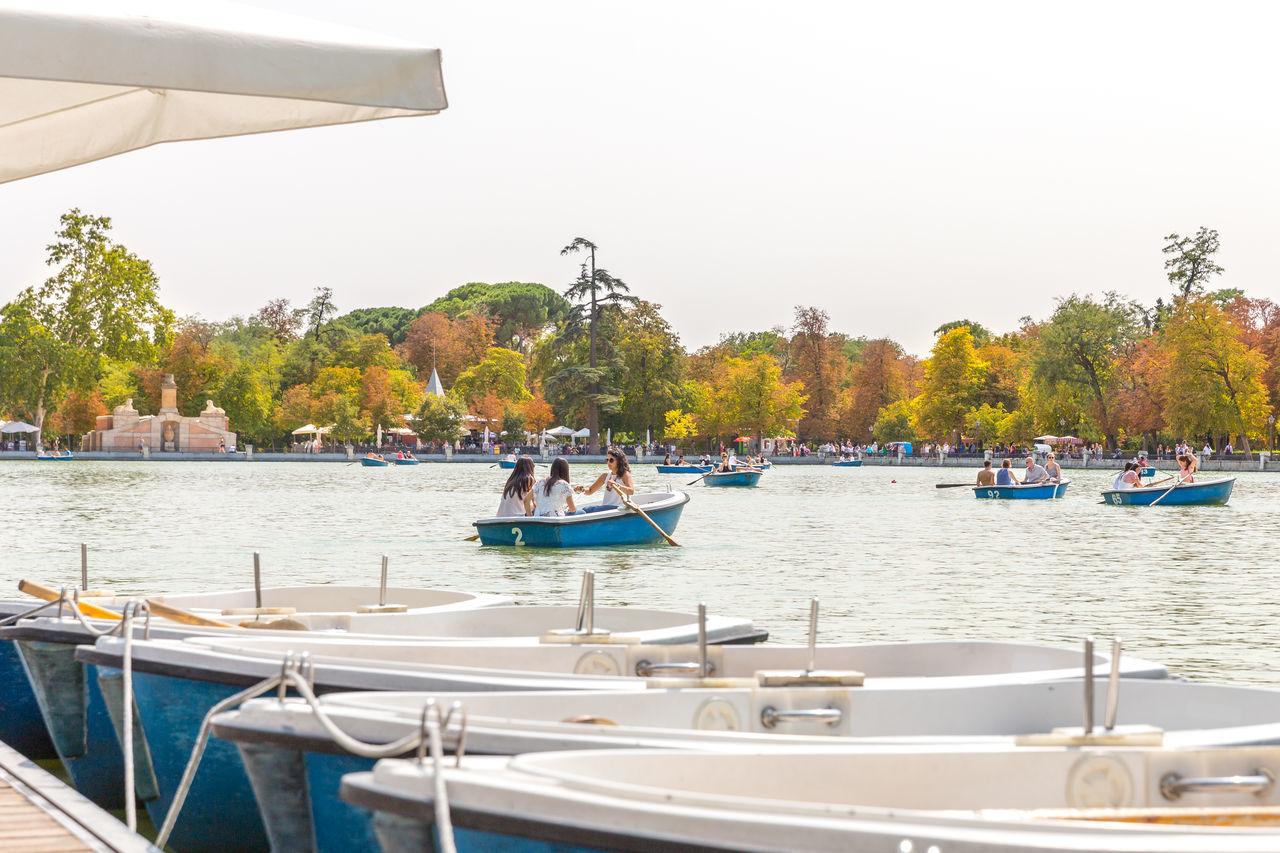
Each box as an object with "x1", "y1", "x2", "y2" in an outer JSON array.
[{"x1": 497, "y1": 449, "x2": 636, "y2": 517}]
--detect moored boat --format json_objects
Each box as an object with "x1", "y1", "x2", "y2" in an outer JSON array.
[
  {"x1": 1102, "y1": 476, "x2": 1235, "y2": 507},
  {"x1": 342, "y1": 744, "x2": 1280, "y2": 853},
  {"x1": 472, "y1": 491, "x2": 688, "y2": 547},
  {"x1": 702, "y1": 469, "x2": 763, "y2": 487},
  {"x1": 974, "y1": 480, "x2": 1069, "y2": 500}
]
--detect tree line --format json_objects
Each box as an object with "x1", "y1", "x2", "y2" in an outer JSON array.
[{"x1": 0, "y1": 214, "x2": 1275, "y2": 455}]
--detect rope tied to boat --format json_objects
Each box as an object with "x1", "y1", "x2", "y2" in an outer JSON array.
[{"x1": 152, "y1": 651, "x2": 469, "y2": 850}]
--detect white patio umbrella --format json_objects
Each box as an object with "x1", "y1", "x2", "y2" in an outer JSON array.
[
  {"x1": 0, "y1": 0, "x2": 447, "y2": 183},
  {"x1": 0, "y1": 421, "x2": 40, "y2": 433},
  {"x1": 545, "y1": 426, "x2": 576, "y2": 437}
]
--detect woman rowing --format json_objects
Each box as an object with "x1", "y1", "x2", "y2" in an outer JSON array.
[
  {"x1": 576, "y1": 446, "x2": 635, "y2": 510},
  {"x1": 496, "y1": 456, "x2": 536, "y2": 517},
  {"x1": 1176, "y1": 453, "x2": 1197, "y2": 484}
]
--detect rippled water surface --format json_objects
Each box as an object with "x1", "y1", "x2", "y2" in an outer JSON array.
[{"x1": 2, "y1": 460, "x2": 1277, "y2": 685}]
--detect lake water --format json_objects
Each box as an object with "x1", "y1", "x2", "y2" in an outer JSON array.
[{"x1": 2, "y1": 460, "x2": 1277, "y2": 686}]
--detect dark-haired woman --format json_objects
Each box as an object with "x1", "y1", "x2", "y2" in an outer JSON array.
[
  {"x1": 496, "y1": 456, "x2": 536, "y2": 517},
  {"x1": 533, "y1": 457, "x2": 577, "y2": 516},
  {"x1": 578, "y1": 447, "x2": 635, "y2": 509}
]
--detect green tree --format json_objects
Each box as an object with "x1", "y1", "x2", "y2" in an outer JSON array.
[
  {"x1": 500, "y1": 408, "x2": 527, "y2": 446},
  {"x1": 336, "y1": 307, "x2": 418, "y2": 345},
  {"x1": 613, "y1": 300, "x2": 684, "y2": 441},
  {"x1": 707, "y1": 354, "x2": 807, "y2": 446},
  {"x1": 560, "y1": 237, "x2": 638, "y2": 452},
  {"x1": 914, "y1": 326, "x2": 989, "y2": 440},
  {"x1": 1026, "y1": 293, "x2": 1139, "y2": 449},
  {"x1": 305, "y1": 286, "x2": 338, "y2": 341},
  {"x1": 0, "y1": 210, "x2": 172, "y2": 440},
  {"x1": 426, "y1": 282, "x2": 572, "y2": 351},
  {"x1": 1163, "y1": 227, "x2": 1224, "y2": 298},
  {"x1": 453, "y1": 347, "x2": 532, "y2": 410},
  {"x1": 413, "y1": 394, "x2": 466, "y2": 445},
  {"x1": 935, "y1": 320, "x2": 992, "y2": 346},
  {"x1": 873, "y1": 399, "x2": 917, "y2": 444},
  {"x1": 1158, "y1": 298, "x2": 1271, "y2": 455},
  {"x1": 214, "y1": 365, "x2": 275, "y2": 446}
]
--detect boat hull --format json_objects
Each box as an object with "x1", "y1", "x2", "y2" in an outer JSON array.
[
  {"x1": 703, "y1": 471, "x2": 762, "y2": 487},
  {"x1": 833, "y1": 460, "x2": 862, "y2": 467},
  {"x1": 360, "y1": 458, "x2": 388, "y2": 467},
  {"x1": 973, "y1": 481, "x2": 1069, "y2": 500},
  {"x1": 473, "y1": 492, "x2": 688, "y2": 547},
  {"x1": 393, "y1": 458, "x2": 419, "y2": 465},
  {"x1": 655, "y1": 465, "x2": 710, "y2": 473},
  {"x1": 497, "y1": 459, "x2": 516, "y2": 469},
  {"x1": 1101, "y1": 477, "x2": 1235, "y2": 506}
]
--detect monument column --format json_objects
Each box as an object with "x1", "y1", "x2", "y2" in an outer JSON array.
[{"x1": 160, "y1": 374, "x2": 179, "y2": 451}]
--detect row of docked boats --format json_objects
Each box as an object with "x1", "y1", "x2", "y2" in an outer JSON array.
[
  {"x1": 973, "y1": 476, "x2": 1236, "y2": 505},
  {"x1": 4, "y1": 580, "x2": 1280, "y2": 851}
]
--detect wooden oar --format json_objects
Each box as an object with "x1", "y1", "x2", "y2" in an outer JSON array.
[
  {"x1": 143, "y1": 599, "x2": 236, "y2": 629},
  {"x1": 686, "y1": 470, "x2": 713, "y2": 486},
  {"x1": 19, "y1": 579, "x2": 119, "y2": 620},
  {"x1": 1148, "y1": 473, "x2": 1191, "y2": 507},
  {"x1": 464, "y1": 533, "x2": 480, "y2": 542},
  {"x1": 935, "y1": 483, "x2": 973, "y2": 489},
  {"x1": 610, "y1": 482, "x2": 679, "y2": 546}
]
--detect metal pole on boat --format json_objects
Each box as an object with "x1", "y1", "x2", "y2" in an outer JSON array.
[
  {"x1": 574, "y1": 571, "x2": 596, "y2": 634},
  {"x1": 698, "y1": 602, "x2": 709, "y2": 677},
  {"x1": 80, "y1": 543, "x2": 87, "y2": 591},
  {"x1": 253, "y1": 552, "x2": 262, "y2": 609},
  {"x1": 1083, "y1": 636, "x2": 1095, "y2": 734},
  {"x1": 1104, "y1": 637, "x2": 1122, "y2": 730},
  {"x1": 807, "y1": 597, "x2": 819, "y2": 674},
  {"x1": 380, "y1": 556, "x2": 389, "y2": 608}
]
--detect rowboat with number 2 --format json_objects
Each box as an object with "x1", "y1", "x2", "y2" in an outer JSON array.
[{"x1": 472, "y1": 491, "x2": 690, "y2": 546}]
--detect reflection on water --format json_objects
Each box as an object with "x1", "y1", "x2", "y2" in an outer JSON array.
[{"x1": 2, "y1": 460, "x2": 1278, "y2": 685}]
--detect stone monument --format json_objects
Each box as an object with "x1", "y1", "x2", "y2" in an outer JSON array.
[{"x1": 81, "y1": 374, "x2": 237, "y2": 453}]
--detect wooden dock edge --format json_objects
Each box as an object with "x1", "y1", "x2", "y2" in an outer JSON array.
[{"x1": 0, "y1": 739, "x2": 160, "y2": 853}]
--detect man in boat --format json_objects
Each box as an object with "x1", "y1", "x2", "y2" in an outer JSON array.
[
  {"x1": 976, "y1": 460, "x2": 995, "y2": 486},
  {"x1": 1022, "y1": 456, "x2": 1049, "y2": 484}
]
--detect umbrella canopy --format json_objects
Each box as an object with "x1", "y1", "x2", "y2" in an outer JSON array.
[
  {"x1": 0, "y1": 0, "x2": 447, "y2": 184},
  {"x1": 571, "y1": 428, "x2": 591, "y2": 438},
  {"x1": 291, "y1": 423, "x2": 332, "y2": 436},
  {"x1": 545, "y1": 426, "x2": 576, "y2": 437},
  {"x1": 1058, "y1": 435, "x2": 1084, "y2": 445},
  {"x1": 1031, "y1": 434, "x2": 1060, "y2": 443},
  {"x1": 0, "y1": 421, "x2": 40, "y2": 433},
  {"x1": 733, "y1": 436, "x2": 752, "y2": 443}
]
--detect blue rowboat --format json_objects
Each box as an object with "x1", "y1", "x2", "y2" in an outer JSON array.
[
  {"x1": 497, "y1": 459, "x2": 516, "y2": 469},
  {"x1": 35, "y1": 453, "x2": 74, "y2": 460},
  {"x1": 1101, "y1": 476, "x2": 1235, "y2": 507},
  {"x1": 656, "y1": 465, "x2": 711, "y2": 473},
  {"x1": 702, "y1": 470, "x2": 763, "y2": 487},
  {"x1": 473, "y1": 491, "x2": 689, "y2": 547},
  {"x1": 833, "y1": 459, "x2": 862, "y2": 468},
  {"x1": 973, "y1": 480, "x2": 1069, "y2": 500},
  {"x1": 360, "y1": 457, "x2": 388, "y2": 467},
  {"x1": 1141, "y1": 466, "x2": 1156, "y2": 478},
  {"x1": 393, "y1": 457, "x2": 420, "y2": 465}
]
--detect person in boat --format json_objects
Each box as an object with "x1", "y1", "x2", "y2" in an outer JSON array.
[
  {"x1": 662, "y1": 453, "x2": 672, "y2": 465},
  {"x1": 496, "y1": 456, "x2": 536, "y2": 517},
  {"x1": 976, "y1": 460, "x2": 995, "y2": 486},
  {"x1": 1042, "y1": 451, "x2": 1062, "y2": 482},
  {"x1": 533, "y1": 456, "x2": 577, "y2": 516},
  {"x1": 504, "y1": 451, "x2": 517, "y2": 464},
  {"x1": 1134, "y1": 453, "x2": 1148, "y2": 479},
  {"x1": 1022, "y1": 456, "x2": 1049, "y2": 484},
  {"x1": 1112, "y1": 462, "x2": 1142, "y2": 490},
  {"x1": 1176, "y1": 453, "x2": 1197, "y2": 484},
  {"x1": 576, "y1": 446, "x2": 635, "y2": 511},
  {"x1": 366, "y1": 452, "x2": 384, "y2": 462},
  {"x1": 715, "y1": 451, "x2": 734, "y2": 472},
  {"x1": 995, "y1": 458, "x2": 1018, "y2": 485},
  {"x1": 676, "y1": 454, "x2": 687, "y2": 466}
]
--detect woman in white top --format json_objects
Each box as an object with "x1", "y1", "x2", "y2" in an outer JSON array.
[
  {"x1": 577, "y1": 447, "x2": 634, "y2": 509},
  {"x1": 496, "y1": 456, "x2": 536, "y2": 517},
  {"x1": 533, "y1": 457, "x2": 577, "y2": 516}
]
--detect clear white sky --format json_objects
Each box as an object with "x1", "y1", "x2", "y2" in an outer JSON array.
[{"x1": 1, "y1": 1, "x2": 1277, "y2": 356}]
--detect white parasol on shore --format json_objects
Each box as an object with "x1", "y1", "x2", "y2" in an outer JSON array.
[{"x1": 0, "y1": 0, "x2": 447, "y2": 183}]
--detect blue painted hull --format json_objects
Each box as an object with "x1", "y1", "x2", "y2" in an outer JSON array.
[
  {"x1": 394, "y1": 458, "x2": 419, "y2": 465},
  {"x1": 35, "y1": 454, "x2": 74, "y2": 460},
  {"x1": 1141, "y1": 467, "x2": 1156, "y2": 478},
  {"x1": 1101, "y1": 477, "x2": 1235, "y2": 506},
  {"x1": 833, "y1": 460, "x2": 862, "y2": 467},
  {"x1": 655, "y1": 465, "x2": 710, "y2": 473},
  {"x1": 131, "y1": 671, "x2": 270, "y2": 853},
  {"x1": 0, "y1": 639, "x2": 56, "y2": 759},
  {"x1": 474, "y1": 493, "x2": 688, "y2": 547},
  {"x1": 973, "y1": 481, "x2": 1069, "y2": 500},
  {"x1": 703, "y1": 471, "x2": 762, "y2": 487},
  {"x1": 497, "y1": 459, "x2": 516, "y2": 469},
  {"x1": 361, "y1": 458, "x2": 389, "y2": 467}
]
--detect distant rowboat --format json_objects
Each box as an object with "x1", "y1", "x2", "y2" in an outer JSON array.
[
  {"x1": 973, "y1": 481, "x2": 1069, "y2": 500},
  {"x1": 360, "y1": 457, "x2": 388, "y2": 467},
  {"x1": 1141, "y1": 466, "x2": 1156, "y2": 478},
  {"x1": 497, "y1": 459, "x2": 516, "y2": 469},
  {"x1": 703, "y1": 470, "x2": 763, "y2": 487},
  {"x1": 1101, "y1": 477, "x2": 1235, "y2": 507},
  {"x1": 35, "y1": 453, "x2": 74, "y2": 461},
  {"x1": 656, "y1": 465, "x2": 711, "y2": 474},
  {"x1": 833, "y1": 459, "x2": 862, "y2": 468},
  {"x1": 473, "y1": 491, "x2": 689, "y2": 547},
  {"x1": 393, "y1": 457, "x2": 419, "y2": 466}
]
